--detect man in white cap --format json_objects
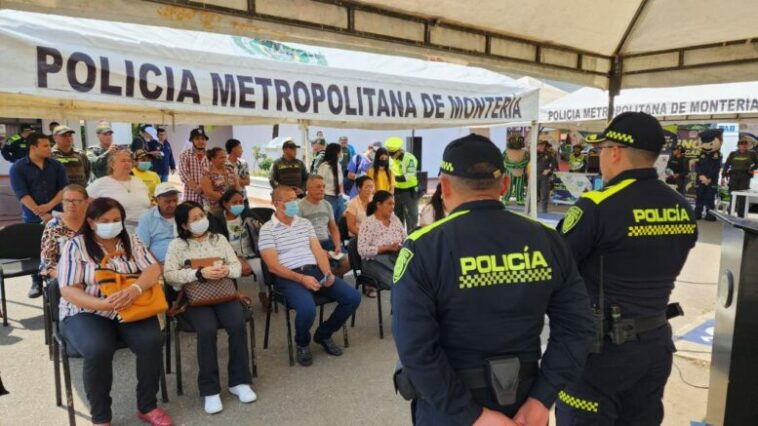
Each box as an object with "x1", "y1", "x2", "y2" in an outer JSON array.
[{"x1": 136, "y1": 182, "x2": 181, "y2": 263}]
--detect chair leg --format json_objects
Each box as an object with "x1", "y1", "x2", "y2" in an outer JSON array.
[
  {"x1": 62, "y1": 346, "x2": 76, "y2": 426},
  {"x1": 1, "y1": 275, "x2": 7, "y2": 327},
  {"x1": 377, "y1": 290, "x2": 384, "y2": 339},
  {"x1": 263, "y1": 301, "x2": 272, "y2": 350},
  {"x1": 285, "y1": 308, "x2": 294, "y2": 367},
  {"x1": 343, "y1": 324, "x2": 349, "y2": 348},
  {"x1": 53, "y1": 339, "x2": 62, "y2": 407},
  {"x1": 174, "y1": 323, "x2": 183, "y2": 396},
  {"x1": 350, "y1": 282, "x2": 360, "y2": 328},
  {"x1": 43, "y1": 289, "x2": 51, "y2": 347},
  {"x1": 159, "y1": 363, "x2": 169, "y2": 403},
  {"x1": 165, "y1": 321, "x2": 172, "y2": 374},
  {"x1": 249, "y1": 316, "x2": 257, "y2": 378}
]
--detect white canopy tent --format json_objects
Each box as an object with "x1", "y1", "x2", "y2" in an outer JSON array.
[
  {"x1": 0, "y1": 9, "x2": 537, "y2": 129},
  {"x1": 540, "y1": 82, "x2": 758, "y2": 130}
]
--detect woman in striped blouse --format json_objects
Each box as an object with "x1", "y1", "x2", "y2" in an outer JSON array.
[{"x1": 57, "y1": 197, "x2": 172, "y2": 426}]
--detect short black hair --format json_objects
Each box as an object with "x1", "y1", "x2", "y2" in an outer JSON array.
[
  {"x1": 206, "y1": 147, "x2": 225, "y2": 161},
  {"x1": 48, "y1": 121, "x2": 60, "y2": 130},
  {"x1": 156, "y1": 127, "x2": 166, "y2": 134},
  {"x1": 355, "y1": 175, "x2": 373, "y2": 189},
  {"x1": 27, "y1": 132, "x2": 49, "y2": 147},
  {"x1": 225, "y1": 138, "x2": 242, "y2": 154}
]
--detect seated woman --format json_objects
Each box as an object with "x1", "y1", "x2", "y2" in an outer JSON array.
[
  {"x1": 163, "y1": 201, "x2": 255, "y2": 415},
  {"x1": 209, "y1": 189, "x2": 269, "y2": 311},
  {"x1": 57, "y1": 197, "x2": 172, "y2": 426},
  {"x1": 87, "y1": 149, "x2": 151, "y2": 230},
  {"x1": 357, "y1": 191, "x2": 407, "y2": 297},
  {"x1": 200, "y1": 147, "x2": 241, "y2": 215},
  {"x1": 40, "y1": 184, "x2": 88, "y2": 282},
  {"x1": 418, "y1": 183, "x2": 446, "y2": 227},
  {"x1": 344, "y1": 176, "x2": 374, "y2": 237}
]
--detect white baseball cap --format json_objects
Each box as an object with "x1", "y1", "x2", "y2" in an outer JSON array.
[{"x1": 154, "y1": 182, "x2": 181, "y2": 198}]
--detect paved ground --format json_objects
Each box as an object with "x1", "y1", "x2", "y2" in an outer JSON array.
[{"x1": 0, "y1": 183, "x2": 730, "y2": 425}]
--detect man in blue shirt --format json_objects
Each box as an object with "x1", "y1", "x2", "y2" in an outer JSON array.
[
  {"x1": 136, "y1": 183, "x2": 180, "y2": 263},
  {"x1": 346, "y1": 141, "x2": 380, "y2": 198},
  {"x1": 149, "y1": 127, "x2": 176, "y2": 182},
  {"x1": 9, "y1": 132, "x2": 68, "y2": 297}
]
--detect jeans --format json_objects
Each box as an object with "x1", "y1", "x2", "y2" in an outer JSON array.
[
  {"x1": 324, "y1": 195, "x2": 346, "y2": 220},
  {"x1": 274, "y1": 266, "x2": 360, "y2": 347},
  {"x1": 159, "y1": 173, "x2": 169, "y2": 183},
  {"x1": 182, "y1": 300, "x2": 252, "y2": 396},
  {"x1": 60, "y1": 313, "x2": 162, "y2": 423},
  {"x1": 394, "y1": 188, "x2": 419, "y2": 233}
]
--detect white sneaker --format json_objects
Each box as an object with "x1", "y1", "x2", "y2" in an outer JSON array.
[
  {"x1": 204, "y1": 394, "x2": 223, "y2": 414},
  {"x1": 229, "y1": 384, "x2": 257, "y2": 403}
]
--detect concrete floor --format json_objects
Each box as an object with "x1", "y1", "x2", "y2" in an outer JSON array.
[{"x1": 0, "y1": 216, "x2": 727, "y2": 426}]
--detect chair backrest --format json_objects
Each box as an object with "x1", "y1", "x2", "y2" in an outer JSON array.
[
  {"x1": 47, "y1": 280, "x2": 62, "y2": 324},
  {"x1": 338, "y1": 216, "x2": 350, "y2": 242},
  {"x1": 250, "y1": 207, "x2": 275, "y2": 224},
  {"x1": 259, "y1": 258, "x2": 275, "y2": 290},
  {"x1": 347, "y1": 238, "x2": 362, "y2": 273},
  {"x1": 0, "y1": 223, "x2": 45, "y2": 259}
]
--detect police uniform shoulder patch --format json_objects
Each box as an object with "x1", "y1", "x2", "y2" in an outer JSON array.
[
  {"x1": 562, "y1": 206, "x2": 584, "y2": 234},
  {"x1": 393, "y1": 247, "x2": 414, "y2": 284}
]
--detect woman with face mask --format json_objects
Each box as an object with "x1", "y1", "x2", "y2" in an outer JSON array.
[
  {"x1": 208, "y1": 189, "x2": 269, "y2": 311},
  {"x1": 87, "y1": 149, "x2": 152, "y2": 231},
  {"x1": 315, "y1": 143, "x2": 346, "y2": 220},
  {"x1": 131, "y1": 149, "x2": 161, "y2": 202},
  {"x1": 200, "y1": 147, "x2": 241, "y2": 216},
  {"x1": 57, "y1": 197, "x2": 173, "y2": 426},
  {"x1": 163, "y1": 201, "x2": 255, "y2": 415},
  {"x1": 366, "y1": 147, "x2": 395, "y2": 194}
]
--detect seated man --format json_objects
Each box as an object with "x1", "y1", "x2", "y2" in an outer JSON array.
[
  {"x1": 298, "y1": 175, "x2": 350, "y2": 276},
  {"x1": 259, "y1": 186, "x2": 361, "y2": 367},
  {"x1": 136, "y1": 183, "x2": 180, "y2": 263}
]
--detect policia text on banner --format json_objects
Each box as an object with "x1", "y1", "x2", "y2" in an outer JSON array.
[{"x1": 35, "y1": 46, "x2": 523, "y2": 121}]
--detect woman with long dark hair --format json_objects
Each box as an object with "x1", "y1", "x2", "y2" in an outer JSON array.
[
  {"x1": 419, "y1": 183, "x2": 446, "y2": 227},
  {"x1": 357, "y1": 191, "x2": 406, "y2": 296},
  {"x1": 57, "y1": 197, "x2": 172, "y2": 426},
  {"x1": 366, "y1": 147, "x2": 395, "y2": 193},
  {"x1": 316, "y1": 143, "x2": 345, "y2": 219},
  {"x1": 163, "y1": 201, "x2": 255, "y2": 415}
]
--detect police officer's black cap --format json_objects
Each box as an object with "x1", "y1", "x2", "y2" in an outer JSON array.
[
  {"x1": 189, "y1": 127, "x2": 208, "y2": 140},
  {"x1": 439, "y1": 134, "x2": 505, "y2": 180},
  {"x1": 20, "y1": 123, "x2": 38, "y2": 132},
  {"x1": 699, "y1": 128, "x2": 724, "y2": 143},
  {"x1": 585, "y1": 112, "x2": 665, "y2": 153},
  {"x1": 282, "y1": 140, "x2": 300, "y2": 149}
]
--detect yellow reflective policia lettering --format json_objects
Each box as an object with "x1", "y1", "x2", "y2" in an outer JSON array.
[
  {"x1": 632, "y1": 206, "x2": 691, "y2": 223},
  {"x1": 458, "y1": 248, "x2": 552, "y2": 289},
  {"x1": 581, "y1": 179, "x2": 636, "y2": 205}
]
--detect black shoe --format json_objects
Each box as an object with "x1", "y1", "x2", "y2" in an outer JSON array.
[
  {"x1": 27, "y1": 282, "x2": 42, "y2": 299},
  {"x1": 704, "y1": 216, "x2": 717, "y2": 222},
  {"x1": 313, "y1": 335, "x2": 343, "y2": 356},
  {"x1": 296, "y1": 345, "x2": 313, "y2": 366},
  {"x1": 695, "y1": 215, "x2": 703, "y2": 220}
]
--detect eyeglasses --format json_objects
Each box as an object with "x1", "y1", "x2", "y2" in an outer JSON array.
[{"x1": 62, "y1": 199, "x2": 85, "y2": 206}]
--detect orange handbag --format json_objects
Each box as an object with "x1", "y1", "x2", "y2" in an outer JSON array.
[{"x1": 95, "y1": 251, "x2": 168, "y2": 323}]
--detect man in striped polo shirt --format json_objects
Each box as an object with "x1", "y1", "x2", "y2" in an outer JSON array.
[{"x1": 259, "y1": 186, "x2": 361, "y2": 366}]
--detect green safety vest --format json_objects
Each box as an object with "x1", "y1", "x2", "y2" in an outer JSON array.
[{"x1": 390, "y1": 152, "x2": 418, "y2": 189}]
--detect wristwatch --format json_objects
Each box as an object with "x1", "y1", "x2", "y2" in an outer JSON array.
[{"x1": 195, "y1": 268, "x2": 205, "y2": 282}]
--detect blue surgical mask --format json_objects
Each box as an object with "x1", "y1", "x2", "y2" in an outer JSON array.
[
  {"x1": 137, "y1": 161, "x2": 151, "y2": 171},
  {"x1": 189, "y1": 217, "x2": 209, "y2": 235},
  {"x1": 284, "y1": 201, "x2": 299, "y2": 217},
  {"x1": 229, "y1": 205, "x2": 245, "y2": 216},
  {"x1": 95, "y1": 222, "x2": 123, "y2": 239}
]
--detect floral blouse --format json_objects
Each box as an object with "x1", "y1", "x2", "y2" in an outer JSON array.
[
  {"x1": 39, "y1": 216, "x2": 79, "y2": 278},
  {"x1": 357, "y1": 214, "x2": 407, "y2": 259},
  {"x1": 204, "y1": 166, "x2": 238, "y2": 211}
]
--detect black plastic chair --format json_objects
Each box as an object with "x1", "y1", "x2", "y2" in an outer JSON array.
[
  {"x1": 337, "y1": 216, "x2": 350, "y2": 243},
  {"x1": 166, "y1": 282, "x2": 258, "y2": 396},
  {"x1": 250, "y1": 207, "x2": 275, "y2": 224},
  {"x1": 348, "y1": 238, "x2": 390, "y2": 338},
  {"x1": 47, "y1": 281, "x2": 168, "y2": 426},
  {"x1": 260, "y1": 261, "x2": 349, "y2": 366},
  {"x1": 0, "y1": 223, "x2": 44, "y2": 327}
]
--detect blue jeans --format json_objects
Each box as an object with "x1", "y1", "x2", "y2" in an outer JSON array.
[
  {"x1": 324, "y1": 195, "x2": 345, "y2": 220},
  {"x1": 274, "y1": 266, "x2": 360, "y2": 347}
]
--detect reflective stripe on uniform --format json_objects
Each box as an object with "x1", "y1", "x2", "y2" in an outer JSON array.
[
  {"x1": 558, "y1": 390, "x2": 599, "y2": 413},
  {"x1": 627, "y1": 223, "x2": 697, "y2": 237},
  {"x1": 581, "y1": 178, "x2": 636, "y2": 205},
  {"x1": 407, "y1": 210, "x2": 469, "y2": 241}
]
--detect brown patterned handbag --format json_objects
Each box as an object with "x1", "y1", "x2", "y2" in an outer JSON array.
[{"x1": 168, "y1": 257, "x2": 248, "y2": 316}]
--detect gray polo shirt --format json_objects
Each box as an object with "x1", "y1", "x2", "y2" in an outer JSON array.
[{"x1": 298, "y1": 198, "x2": 333, "y2": 242}]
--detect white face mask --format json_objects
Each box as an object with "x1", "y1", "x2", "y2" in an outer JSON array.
[
  {"x1": 95, "y1": 222, "x2": 123, "y2": 239},
  {"x1": 189, "y1": 217, "x2": 209, "y2": 235}
]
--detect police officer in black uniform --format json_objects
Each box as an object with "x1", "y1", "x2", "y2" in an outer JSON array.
[
  {"x1": 392, "y1": 134, "x2": 595, "y2": 426},
  {"x1": 694, "y1": 129, "x2": 723, "y2": 221},
  {"x1": 665, "y1": 145, "x2": 688, "y2": 194},
  {"x1": 723, "y1": 139, "x2": 758, "y2": 217},
  {"x1": 555, "y1": 112, "x2": 698, "y2": 425}
]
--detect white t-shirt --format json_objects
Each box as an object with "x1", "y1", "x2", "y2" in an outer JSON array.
[
  {"x1": 226, "y1": 216, "x2": 254, "y2": 257},
  {"x1": 316, "y1": 162, "x2": 344, "y2": 196},
  {"x1": 87, "y1": 176, "x2": 151, "y2": 223}
]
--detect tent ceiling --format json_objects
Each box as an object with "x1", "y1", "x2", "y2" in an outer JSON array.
[{"x1": 3, "y1": 0, "x2": 758, "y2": 90}]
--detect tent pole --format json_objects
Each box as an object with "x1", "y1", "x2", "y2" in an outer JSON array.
[
  {"x1": 299, "y1": 120, "x2": 310, "y2": 166},
  {"x1": 527, "y1": 120, "x2": 539, "y2": 218}
]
